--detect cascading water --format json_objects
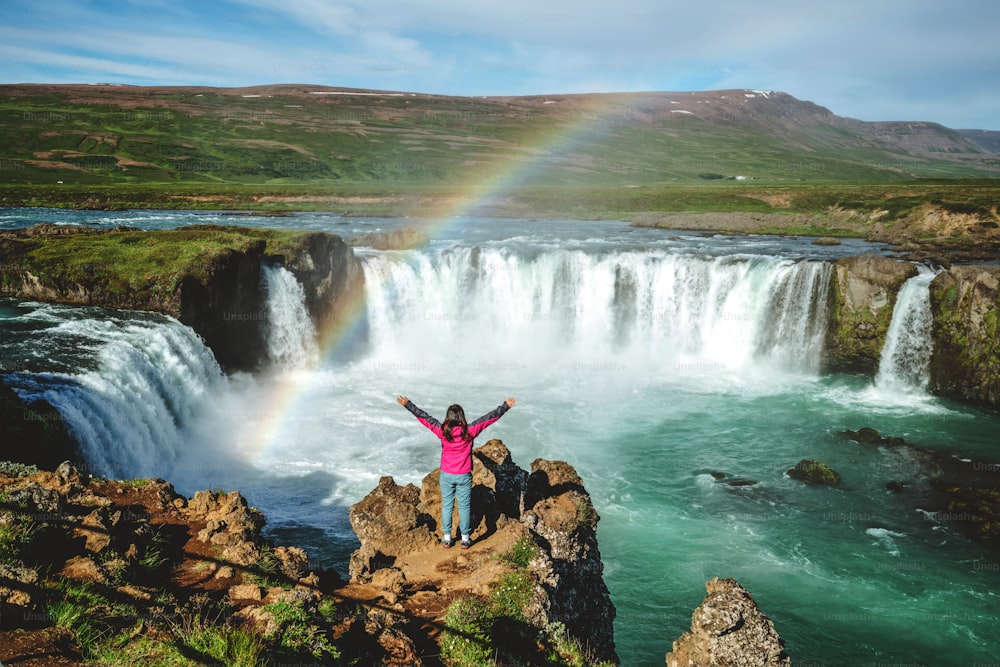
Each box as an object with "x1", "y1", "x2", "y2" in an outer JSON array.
[
  {"x1": 262, "y1": 264, "x2": 319, "y2": 368},
  {"x1": 4, "y1": 307, "x2": 224, "y2": 478},
  {"x1": 875, "y1": 265, "x2": 939, "y2": 393},
  {"x1": 361, "y1": 247, "x2": 832, "y2": 375}
]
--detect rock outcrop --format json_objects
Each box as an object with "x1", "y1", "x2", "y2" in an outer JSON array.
[
  {"x1": 823, "y1": 254, "x2": 917, "y2": 374},
  {"x1": 928, "y1": 264, "x2": 1000, "y2": 406},
  {"x1": 346, "y1": 439, "x2": 619, "y2": 664},
  {"x1": 0, "y1": 383, "x2": 74, "y2": 469},
  {"x1": 786, "y1": 459, "x2": 841, "y2": 486},
  {"x1": 837, "y1": 426, "x2": 1000, "y2": 543},
  {"x1": 0, "y1": 461, "x2": 420, "y2": 665},
  {"x1": 0, "y1": 444, "x2": 618, "y2": 665},
  {"x1": 265, "y1": 229, "x2": 366, "y2": 345},
  {"x1": 0, "y1": 224, "x2": 364, "y2": 373},
  {"x1": 666, "y1": 577, "x2": 790, "y2": 667},
  {"x1": 822, "y1": 256, "x2": 1000, "y2": 408}
]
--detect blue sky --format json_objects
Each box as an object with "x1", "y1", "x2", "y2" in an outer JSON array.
[{"x1": 2, "y1": 0, "x2": 998, "y2": 129}]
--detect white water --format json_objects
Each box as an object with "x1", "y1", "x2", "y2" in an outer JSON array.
[
  {"x1": 875, "y1": 266, "x2": 939, "y2": 393},
  {"x1": 262, "y1": 264, "x2": 319, "y2": 369},
  {"x1": 361, "y1": 247, "x2": 832, "y2": 376},
  {"x1": 10, "y1": 313, "x2": 224, "y2": 478}
]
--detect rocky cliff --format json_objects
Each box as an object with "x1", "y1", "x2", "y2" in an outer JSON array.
[
  {"x1": 928, "y1": 265, "x2": 1000, "y2": 405},
  {"x1": 819, "y1": 254, "x2": 1000, "y2": 408},
  {"x1": 0, "y1": 442, "x2": 618, "y2": 665},
  {"x1": 822, "y1": 254, "x2": 917, "y2": 374},
  {"x1": 345, "y1": 439, "x2": 618, "y2": 665},
  {"x1": 0, "y1": 224, "x2": 364, "y2": 372}
]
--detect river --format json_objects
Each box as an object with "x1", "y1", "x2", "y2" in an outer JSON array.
[{"x1": 2, "y1": 209, "x2": 999, "y2": 665}]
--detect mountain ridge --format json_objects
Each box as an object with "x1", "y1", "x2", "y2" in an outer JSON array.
[{"x1": 1, "y1": 83, "x2": 998, "y2": 185}]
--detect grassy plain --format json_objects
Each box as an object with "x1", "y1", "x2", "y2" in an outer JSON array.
[{"x1": 1, "y1": 84, "x2": 998, "y2": 251}]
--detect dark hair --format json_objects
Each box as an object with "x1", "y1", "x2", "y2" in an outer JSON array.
[{"x1": 442, "y1": 404, "x2": 469, "y2": 442}]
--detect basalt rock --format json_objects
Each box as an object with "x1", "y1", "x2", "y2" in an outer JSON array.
[
  {"x1": 185, "y1": 489, "x2": 267, "y2": 567},
  {"x1": 520, "y1": 457, "x2": 617, "y2": 662},
  {"x1": 348, "y1": 476, "x2": 437, "y2": 580},
  {"x1": 666, "y1": 577, "x2": 790, "y2": 667},
  {"x1": 265, "y1": 230, "x2": 366, "y2": 347},
  {"x1": 928, "y1": 264, "x2": 1000, "y2": 407},
  {"x1": 823, "y1": 254, "x2": 918, "y2": 375},
  {"x1": 838, "y1": 427, "x2": 906, "y2": 447},
  {"x1": 0, "y1": 383, "x2": 75, "y2": 471},
  {"x1": 0, "y1": 224, "x2": 364, "y2": 373}
]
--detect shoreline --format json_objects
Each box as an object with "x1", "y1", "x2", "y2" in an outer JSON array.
[{"x1": 3, "y1": 191, "x2": 999, "y2": 264}]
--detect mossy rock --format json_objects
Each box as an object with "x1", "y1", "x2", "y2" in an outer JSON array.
[
  {"x1": 842, "y1": 427, "x2": 882, "y2": 444},
  {"x1": 787, "y1": 459, "x2": 841, "y2": 486}
]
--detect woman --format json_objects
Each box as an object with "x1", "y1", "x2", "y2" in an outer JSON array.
[{"x1": 396, "y1": 395, "x2": 515, "y2": 548}]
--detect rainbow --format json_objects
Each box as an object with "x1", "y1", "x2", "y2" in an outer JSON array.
[{"x1": 242, "y1": 95, "x2": 633, "y2": 463}]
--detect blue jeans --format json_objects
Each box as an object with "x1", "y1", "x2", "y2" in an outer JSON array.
[{"x1": 439, "y1": 471, "x2": 473, "y2": 537}]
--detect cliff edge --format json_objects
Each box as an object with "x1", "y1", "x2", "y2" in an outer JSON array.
[
  {"x1": 342, "y1": 438, "x2": 618, "y2": 665},
  {"x1": 0, "y1": 441, "x2": 617, "y2": 665},
  {"x1": 0, "y1": 223, "x2": 364, "y2": 372}
]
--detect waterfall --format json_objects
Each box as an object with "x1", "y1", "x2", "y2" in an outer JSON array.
[
  {"x1": 262, "y1": 264, "x2": 318, "y2": 369},
  {"x1": 360, "y1": 247, "x2": 832, "y2": 375},
  {"x1": 6, "y1": 312, "x2": 224, "y2": 478},
  {"x1": 875, "y1": 265, "x2": 939, "y2": 393}
]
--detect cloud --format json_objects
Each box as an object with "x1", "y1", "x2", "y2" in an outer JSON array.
[{"x1": 1, "y1": 0, "x2": 998, "y2": 128}]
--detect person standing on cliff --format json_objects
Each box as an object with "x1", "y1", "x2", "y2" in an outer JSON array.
[{"x1": 396, "y1": 395, "x2": 515, "y2": 549}]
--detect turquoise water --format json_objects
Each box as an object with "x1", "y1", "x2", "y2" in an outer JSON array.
[
  {"x1": 3, "y1": 210, "x2": 999, "y2": 665},
  {"x1": 584, "y1": 374, "x2": 1000, "y2": 665}
]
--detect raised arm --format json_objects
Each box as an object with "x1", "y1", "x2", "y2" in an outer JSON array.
[
  {"x1": 397, "y1": 396, "x2": 443, "y2": 435},
  {"x1": 468, "y1": 397, "x2": 515, "y2": 437}
]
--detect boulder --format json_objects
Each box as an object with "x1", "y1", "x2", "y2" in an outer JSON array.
[
  {"x1": 666, "y1": 577, "x2": 790, "y2": 667},
  {"x1": 839, "y1": 427, "x2": 905, "y2": 447},
  {"x1": 787, "y1": 459, "x2": 841, "y2": 486},
  {"x1": 186, "y1": 489, "x2": 266, "y2": 567},
  {"x1": 348, "y1": 476, "x2": 436, "y2": 580},
  {"x1": 0, "y1": 563, "x2": 39, "y2": 608},
  {"x1": 274, "y1": 545, "x2": 311, "y2": 581}
]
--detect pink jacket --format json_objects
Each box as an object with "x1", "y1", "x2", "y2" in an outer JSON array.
[{"x1": 403, "y1": 400, "x2": 511, "y2": 474}]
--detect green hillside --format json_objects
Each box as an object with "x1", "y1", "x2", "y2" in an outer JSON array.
[{"x1": 1, "y1": 84, "x2": 998, "y2": 189}]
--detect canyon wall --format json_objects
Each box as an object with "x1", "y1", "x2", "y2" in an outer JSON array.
[
  {"x1": 928, "y1": 265, "x2": 1000, "y2": 405},
  {"x1": 822, "y1": 254, "x2": 917, "y2": 375}
]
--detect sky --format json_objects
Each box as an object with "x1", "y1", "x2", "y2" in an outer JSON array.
[{"x1": 1, "y1": 0, "x2": 998, "y2": 130}]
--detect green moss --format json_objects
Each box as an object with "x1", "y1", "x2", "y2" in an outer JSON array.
[
  {"x1": 788, "y1": 459, "x2": 842, "y2": 486},
  {"x1": 0, "y1": 225, "x2": 323, "y2": 310}
]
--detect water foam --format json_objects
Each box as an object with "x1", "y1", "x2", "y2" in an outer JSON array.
[
  {"x1": 360, "y1": 247, "x2": 832, "y2": 376},
  {"x1": 13, "y1": 314, "x2": 224, "y2": 478},
  {"x1": 875, "y1": 265, "x2": 940, "y2": 393},
  {"x1": 262, "y1": 264, "x2": 319, "y2": 369}
]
